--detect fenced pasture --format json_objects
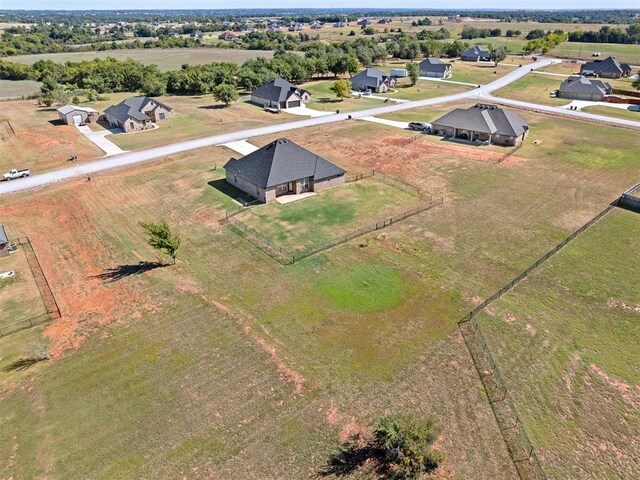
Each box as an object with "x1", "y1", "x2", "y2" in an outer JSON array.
[
  {"x1": 0, "y1": 238, "x2": 56, "y2": 338},
  {"x1": 228, "y1": 171, "x2": 442, "y2": 263},
  {"x1": 0, "y1": 102, "x2": 638, "y2": 478}
]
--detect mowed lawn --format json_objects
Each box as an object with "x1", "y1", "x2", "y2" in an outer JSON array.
[
  {"x1": 6, "y1": 48, "x2": 277, "y2": 71},
  {"x1": 0, "y1": 79, "x2": 41, "y2": 99},
  {"x1": 234, "y1": 178, "x2": 424, "y2": 252},
  {"x1": 302, "y1": 80, "x2": 384, "y2": 112},
  {"x1": 0, "y1": 112, "x2": 638, "y2": 478},
  {"x1": 99, "y1": 94, "x2": 295, "y2": 151},
  {"x1": 478, "y1": 209, "x2": 640, "y2": 479},
  {"x1": 447, "y1": 61, "x2": 522, "y2": 86},
  {"x1": 0, "y1": 248, "x2": 47, "y2": 332},
  {"x1": 0, "y1": 100, "x2": 103, "y2": 174},
  {"x1": 582, "y1": 105, "x2": 640, "y2": 122},
  {"x1": 492, "y1": 73, "x2": 571, "y2": 106},
  {"x1": 550, "y1": 41, "x2": 640, "y2": 65}
]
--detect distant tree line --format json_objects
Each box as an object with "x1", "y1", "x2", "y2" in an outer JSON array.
[
  {"x1": 460, "y1": 26, "x2": 502, "y2": 39},
  {"x1": 567, "y1": 23, "x2": 640, "y2": 44},
  {"x1": 1, "y1": 9, "x2": 638, "y2": 25}
]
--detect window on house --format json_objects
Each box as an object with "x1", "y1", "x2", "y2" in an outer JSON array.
[
  {"x1": 129, "y1": 122, "x2": 134, "y2": 130},
  {"x1": 158, "y1": 113, "x2": 165, "y2": 120},
  {"x1": 233, "y1": 174, "x2": 238, "y2": 183}
]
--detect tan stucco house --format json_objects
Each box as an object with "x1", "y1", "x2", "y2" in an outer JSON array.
[
  {"x1": 104, "y1": 96, "x2": 172, "y2": 133},
  {"x1": 224, "y1": 138, "x2": 345, "y2": 203}
]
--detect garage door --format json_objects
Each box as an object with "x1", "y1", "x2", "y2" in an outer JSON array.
[
  {"x1": 72, "y1": 114, "x2": 83, "y2": 125},
  {"x1": 288, "y1": 101, "x2": 301, "y2": 108}
]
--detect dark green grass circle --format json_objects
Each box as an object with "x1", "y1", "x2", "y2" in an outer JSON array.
[{"x1": 318, "y1": 263, "x2": 405, "y2": 312}]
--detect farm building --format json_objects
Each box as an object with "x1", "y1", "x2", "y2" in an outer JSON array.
[
  {"x1": 251, "y1": 78, "x2": 310, "y2": 110},
  {"x1": 56, "y1": 105, "x2": 100, "y2": 125},
  {"x1": 557, "y1": 76, "x2": 612, "y2": 101},
  {"x1": 431, "y1": 104, "x2": 529, "y2": 147},
  {"x1": 419, "y1": 58, "x2": 452, "y2": 78},
  {"x1": 460, "y1": 46, "x2": 491, "y2": 62},
  {"x1": 351, "y1": 68, "x2": 396, "y2": 93},
  {"x1": 580, "y1": 56, "x2": 632, "y2": 79},
  {"x1": 224, "y1": 138, "x2": 345, "y2": 203},
  {"x1": 104, "y1": 96, "x2": 172, "y2": 133},
  {"x1": 0, "y1": 225, "x2": 8, "y2": 250}
]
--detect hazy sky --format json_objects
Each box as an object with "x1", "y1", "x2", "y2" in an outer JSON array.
[{"x1": 4, "y1": 1, "x2": 640, "y2": 10}]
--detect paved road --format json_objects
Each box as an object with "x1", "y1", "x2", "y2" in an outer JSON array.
[{"x1": 3, "y1": 56, "x2": 636, "y2": 196}]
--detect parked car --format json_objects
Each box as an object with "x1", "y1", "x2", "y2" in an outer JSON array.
[
  {"x1": 408, "y1": 122, "x2": 431, "y2": 132},
  {"x1": 264, "y1": 106, "x2": 280, "y2": 114},
  {"x1": 3, "y1": 168, "x2": 30, "y2": 181},
  {"x1": 361, "y1": 89, "x2": 372, "y2": 96}
]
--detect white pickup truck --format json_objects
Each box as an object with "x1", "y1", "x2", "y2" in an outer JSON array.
[{"x1": 3, "y1": 168, "x2": 30, "y2": 181}]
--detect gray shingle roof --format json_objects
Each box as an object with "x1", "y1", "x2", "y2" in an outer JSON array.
[
  {"x1": 252, "y1": 78, "x2": 309, "y2": 103},
  {"x1": 581, "y1": 56, "x2": 632, "y2": 76},
  {"x1": 351, "y1": 68, "x2": 388, "y2": 88},
  {"x1": 104, "y1": 96, "x2": 172, "y2": 124},
  {"x1": 419, "y1": 58, "x2": 450, "y2": 73},
  {"x1": 432, "y1": 104, "x2": 529, "y2": 137},
  {"x1": 461, "y1": 45, "x2": 490, "y2": 59},
  {"x1": 0, "y1": 225, "x2": 7, "y2": 245},
  {"x1": 224, "y1": 138, "x2": 345, "y2": 189},
  {"x1": 559, "y1": 76, "x2": 612, "y2": 96}
]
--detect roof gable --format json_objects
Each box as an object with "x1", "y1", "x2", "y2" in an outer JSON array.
[
  {"x1": 224, "y1": 138, "x2": 345, "y2": 189},
  {"x1": 252, "y1": 78, "x2": 309, "y2": 103},
  {"x1": 351, "y1": 68, "x2": 388, "y2": 87},
  {"x1": 433, "y1": 104, "x2": 528, "y2": 137}
]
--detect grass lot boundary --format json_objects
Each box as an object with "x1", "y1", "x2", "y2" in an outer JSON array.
[
  {"x1": 0, "y1": 237, "x2": 61, "y2": 339},
  {"x1": 457, "y1": 194, "x2": 633, "y2": 479},
  {"x1": 404, "y1": 133, "x2": 522, "y2": 163},
  {"x1": 226, "y1": 171, "x2": 443, "y2": 264}
]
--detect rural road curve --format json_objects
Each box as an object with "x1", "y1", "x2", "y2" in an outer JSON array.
[{"x1": 1, "y1": 57, "x2": 637, "y2": 196}]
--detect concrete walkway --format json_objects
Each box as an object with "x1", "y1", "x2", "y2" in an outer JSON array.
[
  {"x1": 562, "y1": 99, "x2": 638, "y2": 111},
  {"x1": 284, "y1": 106, "x2": 334, "y2": 117},
  {"x1": 76, "y1": 125, "x2": 125, "y2": 156},
  {"x1": 276, "y1": 192, "x2": 316, "y2": 204},
  {"x1": 419, "y1": 77, "x2": 480, "y2": 87},
  {"x1": 359, "y1": 116, "x2": 409, "y2": 129},
  {"x1": 219, "y1": 140, "x2": 259, "y2": 156},
  {"x1": 366, "y1": 94, "x2": 407, "y2": 103}
]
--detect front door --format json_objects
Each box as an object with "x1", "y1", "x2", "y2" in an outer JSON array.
[
  {"x1": 299, "y1": 177, "x2": 310, "y2": 192},
  {"x1": 288, "y1": 182, "x2": 294, "y2": 193}
]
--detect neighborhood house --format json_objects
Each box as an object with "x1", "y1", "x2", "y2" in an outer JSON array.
[
  {"x1": 431, "y1": 104, "x2": 530, "y2": 146},
  {"x1": 351, "y1": 68, "x2": 396, "y2": 93},
  {"x1": 557, "y1": 76, "x2": 612, "y2": 101},
  {"x1": 57, "y1": 105, "x2": 100, "y2": 125},
  {"x1": 460, "y1": 45, "x2": 491, "y2": 62},
  {"x1": 251, "y1": 78, "x2": 311, "y2": 110},
  {"x1": 419, "y1": 58, "x2": 452, "y2": 78},
  {"x1": 224, "y1": 138, "x2": 345, "y2": 203},
  {"x1": 104, "y1": 96, "x2": 173, "y2": 133},
  {"x1": 580, "y1": 56, "x2": 632, "y2": 79}
]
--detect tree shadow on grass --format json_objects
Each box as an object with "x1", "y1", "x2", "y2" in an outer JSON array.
[
  {"x1": 2, "y1": 356, "x2": 49, "y2": 372},
  {"x1": 91, "y1": 261, "x2": 166, "y2": 283},
  {"x1": 317, "y1": 444, "x2": 388, "y2": 478}
]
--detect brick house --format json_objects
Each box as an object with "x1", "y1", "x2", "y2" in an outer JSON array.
[
  {"x1": 351, "y1": 68, "x2": 396, "y2": 93},
  {"x1": 104, "y1": 96, "x2": 172, "y2": 133},
  {"x1": 431, "y1": 104, "x2": 529, "y2": 146},
  {"x1": 557, "y1": 76, "x2": 612, "y2": 101},
  {"x1": 251, "y1": 78, "x2": 311, "y2": 109},
  {"x1": 580, "y1": 56, "x2": 632, "y2": 79},
  {"x1": 460, "y1": 45, "x2": 491, "y2": 62},
  {"x1": 419, "y1": 58, "x2": 452, "y2": 78},
  {"x1": 224, "y1": 138, "x2": 345, "y2": 203}
]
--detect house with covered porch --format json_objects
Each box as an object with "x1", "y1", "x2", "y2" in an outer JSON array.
[
  {"x1": 224, "y1": 138, "x2": 345, "y2": 203},
  {"x1": 431, "y1": 104, "x2": 529, "y2": 147}
]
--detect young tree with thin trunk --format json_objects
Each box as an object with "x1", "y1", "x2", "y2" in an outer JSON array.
[
  {"x1": 330, "y1": 79, "x2": 351, "y2": 100},
  {"x1": 140, "y1": 220, "x2": 181, "y2": 264},
  {"x1": 490, "y1": 46, "x2": 507, "y2": 66},
  {"x1": 213, "y1": 83, "x2": 239, "y2": 107},
  {"x1": 406, "y1": 62, "x2": 420, "y2": 86}
]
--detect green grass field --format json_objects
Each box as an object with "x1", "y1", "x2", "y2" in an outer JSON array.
[
  {"x1": 302, "y1": 80, "x2": 384, "y2": 112},
  {"x1": 0, "y1": 79, "x2": 41, "y2": 99},
  {"x1": 0, "y1": 105, "x2": 638, "y2": 478},
  {"x1": 493, "y1": 73, "x2": 571, "y2": 106},
  {"x1": 6, "y1": 48, "x2": 277, "y2": 71},
  {"x1": 234, "y1": 178, "x2": 424, "y2": 253},
  {"x1": 447, "y1": 61, "x2": 521, "y2": 86},
  {"x1": 550, "y1": 42, "x2": 640, "y2": 65},
  {"x1": 478, "y1": 209, "x2": 640, "y2": 479},
  {"x1": 581, "y1": 105, "x2": 640, "y2": 122}
]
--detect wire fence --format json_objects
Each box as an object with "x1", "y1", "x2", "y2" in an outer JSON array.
[
  {"x1": 225, "y1": 171, "x2": 443, "y2": 264},
  {"x1": 457, "y1": 201, "x2": 619, "y2": 480},
  {"x1": 0, "y1": 237, "x2": 61, "y2": 339},
  {"x1": 402, "y1": 134, "x2": 513, "y2": 163}
]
